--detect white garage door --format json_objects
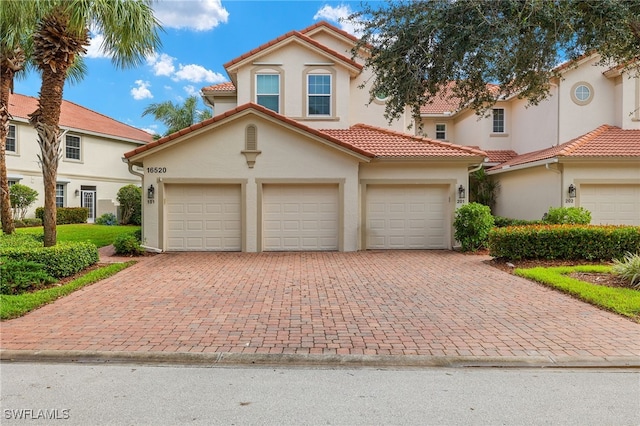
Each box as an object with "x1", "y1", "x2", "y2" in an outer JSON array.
[
  {"x1": 366, "y1": 185, "x2": 448, "y2": 249},
  {"x1": 580, "y1": 184, "x2": 640, "y2": 226},
  {"x1": 263, "y1": 184, "x2": 338, "y2": 251},
  {"x1": 165, "y1": 184, "x2": 241, "y2": 251}
]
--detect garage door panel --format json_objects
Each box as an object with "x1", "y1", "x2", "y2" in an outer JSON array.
[
  {"x1": 367, "y1": 185, "x2": 449, "y2": 250},
  {"x1": 581, "y1": 184, "x2": 640, "y2": 226},
  {"x1": 165, "y1": 184, "x2": 242, "y2": 251},
  {"x1": 263, "y1": 184, "x2": 339, "y2": 251}
]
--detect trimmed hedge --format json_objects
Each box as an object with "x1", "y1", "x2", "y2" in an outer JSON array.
[
  {"x1": 0, "y1": 242, "x2": 99, "y2": 278},
  {"x1": 488, "y1": 225, "x2": 640, "y2": 261},
  {"x1": 493, "y1": 216, "x2": 544, "y2": 228},
  {"x1": 35, "y1": 207, "x2": 89, "y2": 224}
]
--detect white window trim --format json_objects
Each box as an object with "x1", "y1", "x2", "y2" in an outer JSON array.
[
  {"x1": 6, "y1": 123, "x2": 18, "y2": 154},
  {"x1": 491, "y1": 108, "x2": 506, "y2": 134},
  {"x1": 435, "y1": 123, "x2": 447, "y2": 140},
  {"x1": 255, "y1": 72, "x2": 281, "y2": 113},
  {"x1": 64, "y1": 134, "x2": 83, "y2": 162},
  {"x1": 307, "y1": 73, "x2": 332, "y2": 117},
  {"x1": 55, "y1": 183, "x2": 66, "y2": 208}
]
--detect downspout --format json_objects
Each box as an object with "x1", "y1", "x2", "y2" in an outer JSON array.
[{"x1": 122, "y1": 157, "x2": 163, "y2": 253}]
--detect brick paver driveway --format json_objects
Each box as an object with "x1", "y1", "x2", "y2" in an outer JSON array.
[{"x1": 2, "y1": 251, "x2": 639, "y2": 359}]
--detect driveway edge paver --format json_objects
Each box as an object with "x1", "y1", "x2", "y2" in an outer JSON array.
[{"x1": 2, "y1": 350, "x2": 639, "y2": 369}]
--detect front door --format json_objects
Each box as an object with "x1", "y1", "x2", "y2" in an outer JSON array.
[{"x1": 81, "y1": 190, "x2": 96, "y2": 223}]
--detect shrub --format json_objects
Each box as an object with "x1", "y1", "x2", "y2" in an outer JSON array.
[
  {"x1": 133, "y1": 228, "x2": 142, "y2": 243},
  {"x1": 96, "y1": 213, "x2": 118, "y2": 226},
  {"x1": 113, "y1": 234, "x2": 144, "y2": 256},
  {"x1": 453, "y1": 202, "x2": 495, "y2": 252},
  {"x1": 23, "y1": 218, "x2": 42, "y2": 227},
  {"x1": 35, "y1": 207, "x2": 89, "y2": 224},
  {"x1": 117, "y1": 185, "x2": 142, "y2": 225},
  {"x1": 0, "y1": 233, "x2": 42, "y2": 249},
  {"x1": 544, "y1": 206, "x2": 591, "y2": 225},
  {"x1": 0, "y1": 258, "x2": 56, "y2": 295},
  {"x1": 469, "y1": 168, "x2": 500, "y2": 212},
  {"x1": 9, "y1": 184, "x2": 38, "y2": 220},
  {"x1": 612, "y1": 252, "x2": 640, "y2": 289},
  {"x1": 493, "y1": 216, "x2": 545, "y2": 228},
  {"x1": 0, "y1": 242, "x2": 99, "y2": 278},
  {"x1": 488, "y1": 225, "x2": 640, "y2": 260}
]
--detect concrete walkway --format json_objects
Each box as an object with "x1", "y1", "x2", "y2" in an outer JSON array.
[{"x1": 1, "y1": 251, "x2": 639, "y2": 367}]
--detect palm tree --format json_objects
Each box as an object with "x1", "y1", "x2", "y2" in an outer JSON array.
[
  {"x1": 0, "y1": 0, "x2": 38, "y2": 234},
  {"x1": 28, "y1": 0, "x2": 161, "y2": 246},
  {"x1": 142, "y1": 96, "x2": 213, "y2": 136}
]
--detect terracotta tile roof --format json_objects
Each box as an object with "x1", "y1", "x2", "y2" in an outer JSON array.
[
  {"x1": 321, "y1": 124, "x2": 486, "y2": 158},
  {"x1": 489, "y1": 125, "x2": 640, "y2": 171},
  {"x1": 201, "y1": 81, "x2": 236, "y2": 92},
  {"x1": 485, "y1": 150, "x2": 518, "y2": 164},
  {"x1": 419, "y1": 82, "x2": 500, "y2": 115},
  {"x1": 124, "y1": 103, "x2": 485, "y2": 161},
  {"x1": 299, "y1": 21, "x2": 359, "y2": 43},
  {"x1": 420, "y1": 82, "x2": 462, "y2": 115},
  {"x1": 124, "y1": 103, "x2": 374, "y2": 160},
  {"x1": 8, "y1": 93, "x2": 152, "y2": 144},
  {"x1": 223, "y1": 29, "x2": 362, "y2": 72}
]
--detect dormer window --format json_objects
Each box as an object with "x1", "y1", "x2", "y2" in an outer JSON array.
[
  {"x1": 256, "y1": 74, "x2": 280, "y2": 113},
  {"x1": 308, "y1": 74, "x2": 331, "y2": 116}
]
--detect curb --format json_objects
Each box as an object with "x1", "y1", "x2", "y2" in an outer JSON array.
[{"x1": 2, "y1": 350, "x2": 639, "y2": 369}]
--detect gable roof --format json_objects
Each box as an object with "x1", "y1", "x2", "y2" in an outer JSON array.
[
  {"x1": 488, "y1": 125, "x2": 640, "y2": 173},
  {"x1": 8, "y1": 93, "x2": 152, "y2": 144},
  {"x1": 124, "y1": 102, "x2": 373, "y2": 161},
  {"x1": 124, "y1": 102, "x2": 485, "y2": 161},
  {"x1": 223, "y1": 28, "x2": 362, "y2": 74},
  {"x1": 202, "y1": 81, "x2": 236, "y2": 92},
  {"x1": 299, "y1": 21, "x2": 359, "y2": 43},
  {"x1": 321, "y1": 124, "x2": 486, "y2": 159}
]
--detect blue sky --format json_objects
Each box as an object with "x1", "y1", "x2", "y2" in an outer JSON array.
[{"x1": 13, "y1": 0, "x2": 375, "y2": 136}]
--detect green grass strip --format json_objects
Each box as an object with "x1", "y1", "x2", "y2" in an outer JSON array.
[
  {"x1": 1, "y1": 261, "x2": 135, "y2": 320},
  {"x1": 515, "y1": 265, "x2": 640, "y2": 320}
]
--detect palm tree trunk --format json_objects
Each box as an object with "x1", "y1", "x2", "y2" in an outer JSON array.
[
  {"x1": 0, "y1": 51, "x2": 24, "y2": 235},
  {"x1": 29, "y1": 70, "x2": 65, "y2": 247},
  {"x1": 29, "y1": 9, "x2": 88, "y2": 247}
]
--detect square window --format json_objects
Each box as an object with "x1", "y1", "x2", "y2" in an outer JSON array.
[
  {"x1": 435, "y1": 123, "x2": 446, "y2": 140},
  {"x1": 256, "y1": 74, "x2": 280, "y2": 113},
  {"x1": 492, "y1": 109, "x2": 505, "y2": 133},
  {"x1": 6, "y1": 124, "x2": 16, "y2": 152},
  {"x1": 308, "y1": 75, "x2": 331, "y2": 116},
  {"x1": 56, "y1": 184, "x2": 65, "y2": 208},
  {"x1": 65, "y1": 135, "x2": 81, "y2": 160}
]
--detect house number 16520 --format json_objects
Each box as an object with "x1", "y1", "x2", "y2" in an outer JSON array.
[{"x1": 147, "y1": 167, "x2": 167, "y2": 173}]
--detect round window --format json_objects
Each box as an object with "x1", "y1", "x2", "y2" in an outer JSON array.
[
  {"x1": 574, "y1": 85, "x2": 591, "y2": 102},
  {"x1": 570, "y1": 82, "x2": 594, "y2": 105}
]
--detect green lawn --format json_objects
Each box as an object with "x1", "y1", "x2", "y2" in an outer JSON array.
[
  {"x1": 15, "y1": 224, "x2": 140, "y2": 248},
  {"x1": 1, "y1": 262, "x2": 135, "y2": 320},
  {"x1": 515, "y1": 265, "x2": 640, "y2": 321},
  {"x1": 1, "y1": 225, "x2": 141, "y2": 319}
]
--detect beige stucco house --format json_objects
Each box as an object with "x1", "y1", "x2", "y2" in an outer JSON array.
[
  {"x1": 6, "y1": 93, "x2": 152, "y2": 222},
  {"x1": 124, "y1": 22, "x2": 485, "y2": 252},
  {"x1": 418, "y1": 54, "x2": 640, "y2": 225}
]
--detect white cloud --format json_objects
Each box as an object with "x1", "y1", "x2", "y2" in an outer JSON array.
[
  {"x1": 131, "y1": 80, "x2": 153, "y2": 100},
  {"x1": 147, "y1": 53, "x2": 176, "y2": 77},
  {"x1": 84, "y1": 33, "x2": 111, "y2": 59},
  {"x1": 314, "y1": 4, "x2": 362, "y2": 36},
  {"x1": 183, "y1": 85, "x2": 198, "y2": 96},
  {"x1": 153, "y1": 0, "x2": 229, "y2": 31},
  {"x1": 173, "y1": 64, "x2": 226, "y2": 83}
]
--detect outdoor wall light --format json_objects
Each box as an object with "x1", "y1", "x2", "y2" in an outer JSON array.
[
  {"x1": 74, "y1": 189, "x2": 80, "y2": 196},
  {"x1": 458, "y1": 185, "x2": 466, "y2": 199},
  {"x1": 568, "y1": 184, "x2": 576, "y2": 198},
  {"x1": 147, "y1": 184, "x2": 155, "y2": 200}
]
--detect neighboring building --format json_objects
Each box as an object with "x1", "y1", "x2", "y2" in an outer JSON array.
[
  {"x1": 6, "y1": 93, "x2": 152, "y2": 222},
  {"x1": 125, "y1": 22, "x2": 485, "y2": 252},
  {"x1": 417, "y1": 54, "x2": 640, "y2": 225}
]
